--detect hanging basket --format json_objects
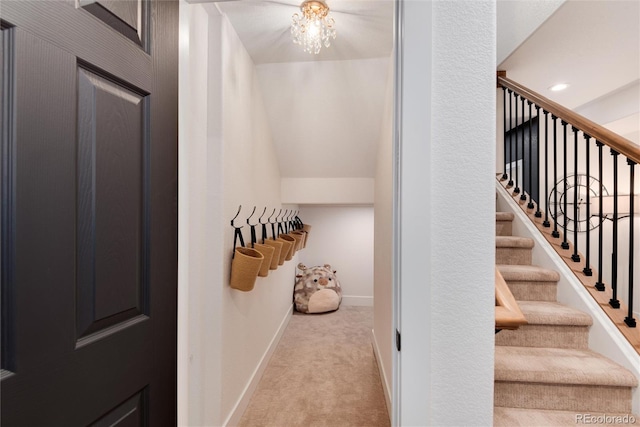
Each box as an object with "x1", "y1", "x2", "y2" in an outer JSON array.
[
  {"x1": 262, "y1": 239, "x2": 283, "y2": 270},
  {"x1": 301, "y1": 224, "x2": 311, "y2": 246},
  {"x1": 230, "y1": 247, "x2": 264, "y2": 292},
  {"x1": 291, "y1": 231, "x2": 305, "y2": 251},
  {"x1": 277, "y1": 235, "x2": 295, "y2": 263},
  {"x1": 253, "y1": 243, "x2": 275, "y2": 277},
  {"x1": 300, "y1": 230, "x2": 308, "y2": 248}
]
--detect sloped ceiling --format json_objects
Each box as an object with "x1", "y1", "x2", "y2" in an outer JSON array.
[
  {"x1": 499, "y1": 0, "x2": 639, "y2": 142},
  {"x1": 211, "y1": 0, "x2": 638, "y2": 181},
  {"x1": 216, "y1": 0, "x2": 394, "y2": 179}
]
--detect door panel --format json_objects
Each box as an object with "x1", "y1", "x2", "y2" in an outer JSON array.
[
  {"x1": 79, "y1": 0, "x2": 148, "y2": 48},
  {"x1": 76, "y1": 65, "x2": 149, "y2": 341},
  {"x1": 1, "y1": 0, "x2": 177, "y2": 424}
]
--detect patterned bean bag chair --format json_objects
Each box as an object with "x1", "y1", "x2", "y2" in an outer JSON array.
[{"x1": 294, "y1": 263, "x2": 342, "y2": 313}]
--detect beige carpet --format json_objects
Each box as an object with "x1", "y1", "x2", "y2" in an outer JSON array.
[{"x1": 238, "y1": 306, "x2": 390, "y2": 427}]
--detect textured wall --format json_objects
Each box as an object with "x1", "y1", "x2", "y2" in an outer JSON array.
[{"x1": 399, "y1": 1, "x2": 496, "y2": 425}]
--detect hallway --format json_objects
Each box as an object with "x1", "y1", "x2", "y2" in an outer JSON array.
[{"x1": 238, "y1": 306, "x2": 390, "y2": 427}]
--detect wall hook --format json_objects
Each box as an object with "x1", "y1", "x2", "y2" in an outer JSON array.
[
  {"x1": 267, "y1": 208, "x2": 278, "y2": 224},
  {"x1": 246, "y1": 206, "x2": 257, "y2": 226},
  {"x1": 258, "y1": 207, "x2": 268, "y2": 224},
  {"x1": 231, "y1": 205, "x2": 243, "y2": 228}
]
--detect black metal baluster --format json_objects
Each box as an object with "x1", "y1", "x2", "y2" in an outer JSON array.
[
  {"x1": 624, "y1": 159, "x2": 636, "y2": 327},
  {"x1": 552, "y1": 115, "x2": 560, "y2": 238},
  {"x1": 610, "y1": 149, "x2": 620, "y2": 309},
  {"x1": 527, "y1": 100, "x2": 534, "y2": 207},
  {"x1": 508, "y1": 90, "x2": 514, "y2": 187},
  {"x1": 583, "y1": 134, "x2": 592, "y2": 276},
  {"x1": 543, "y1": 110, "x2": 550, "y2": 226},
  {"x1": 571, "y1": 127, "x2": 580, "y2": 261},
  {"x1": 502, "y1": 87, "x2": 508, "y2": 181},
  {"x1": 595, "y1": 141, "x2": 605, "y2": 291},
  {"x1": 561, "y1": 121, "x2": 570, "y2": 249},
  {"x1": 514, "y1": 93, "x2": 520, "y2": 195},
  {"x1": 520, "y1": 96, "x2": 527, "y2": 201},
  {"x1": 535, "y1": 105, "x2": 542, "y2": 218}
]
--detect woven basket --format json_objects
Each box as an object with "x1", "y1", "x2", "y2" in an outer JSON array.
[
  {"x1": 230, "y1": 247, "x2": 264, "y2": 292},
  {"x1": 276, "y1": 235, "x2": 295, "y2": 263},
  {"x1": 262, "y1": 239, "x2": 283, "y2": 270},
  {"x1": 301, "y1": 224, "x2": 311, "y2": 246},
  {"x1": 253, "y1": 243, "x2": 275, "y2": 277},
  {"x1": 291, "y1": 231, "x2": 305, "y2": 251}
]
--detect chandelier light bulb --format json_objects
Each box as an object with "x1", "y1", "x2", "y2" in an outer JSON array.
[{"x1": 291, "y1": 0, "x2": 336, "y2": 54}]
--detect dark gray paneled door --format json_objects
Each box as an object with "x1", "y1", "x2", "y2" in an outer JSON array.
[{"x1": 1, "y1": 1, "x2": 177, "y2": 425}]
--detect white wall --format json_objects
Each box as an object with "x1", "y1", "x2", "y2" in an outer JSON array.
[
  {"x1": 373, "y1": 58, "x2": 395, "y2": 416},
  {"x1": 282, "y1": 177, "x2": 374, "y2": 205},
  {"x1": 297, "y1": 206, "x2": 374, "y2": 306},
  {"x1": 179, "y1": 4, "x2": 299, "y2": 425},
  {"x1": 399, "y1": 1, "x2": 496, "y2": 425}
]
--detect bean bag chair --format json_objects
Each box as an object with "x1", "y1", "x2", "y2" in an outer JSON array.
[{"x1": 294, "y1": 263, "x2": 342, "y2": 313}]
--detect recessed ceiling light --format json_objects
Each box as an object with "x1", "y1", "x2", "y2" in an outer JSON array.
[{"x1": 549, "y1": 83, "x2": 569, "y2": 92}]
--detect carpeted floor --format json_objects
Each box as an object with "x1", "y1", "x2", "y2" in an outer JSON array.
[{"x1": 238, "y1": 306, "x2": 390, "y2": 427}]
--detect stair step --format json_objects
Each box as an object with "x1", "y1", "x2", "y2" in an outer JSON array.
[
  {"x1": 496, "y1": 236, "x2": 534, "y2": 265},
  {"x1": 494, "y1": 407, "x2": 639, "y2": 426},
  {"x1": 497, "y1": 265, "x2": 559, "y2": 302},
  {"x1": 495, "y1": 301, "x2": 592, "y2": 349},
  {"x1": 495, "y1": 346, "x2": 638, "y2": 413},
  {"x1": 496, "y1": 212, "x2": 515, "y2": 236}
]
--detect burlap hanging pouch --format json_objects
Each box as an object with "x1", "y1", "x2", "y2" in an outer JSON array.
[
  {"x1": 262, "y1": 239, "x2": 283, "y2": 270},
  {"x1": 291, "y1": 231, "x2": 305, "y2": 252},
  {"x1": 301, "y1": 224, "x2": 311, "y2": 246},
  {"x1": 230, "y1": 247, "x2": 264, "y2": 292},
  {"x1": 253, "y1": 243, "x2": 275, "y2": 277},
  {"x1": 276, "y1": 235, "x2": 295, "y2": 263}
]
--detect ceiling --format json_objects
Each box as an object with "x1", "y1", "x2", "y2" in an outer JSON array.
[
  {"x1": 211, "y1": 0, "x2": 639, "y2": 180},
  {"x1": 216, "y1": 0, "x2": 393, "y2": 64},
  {"x1": 216, "y1": 0, "x2": 394, "y2": 179},
  {"x1": 499, "y1": 0, "x2": 639, "y2": 142}
]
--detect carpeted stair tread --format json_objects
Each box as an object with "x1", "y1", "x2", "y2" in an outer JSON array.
[
  {"x1": 497, "y1": 264, "x2": 560, "y2": 283},
  {"x1": 496, "y1": 236, "x2": 534, "y2": 248},
  {"x1": 516, "y1": 301, "x2": 592, "y2": 326},
  {"x1": 496, "y1": 212, "x2": 515, "y2": 221},
  {"x1": 495, "y1": 346, "x2": 638, "y2": 387},
  {"x1": 494, "y1": 407, "x2": 639, "y2": 426}
]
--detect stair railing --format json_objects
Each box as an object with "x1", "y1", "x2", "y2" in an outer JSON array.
[
  {"x1": 497, "y1": 73, "x2": 639, "y2": 347},
  {"x1": 495, "y1": 267, "x2": 527, "y2": 331}
]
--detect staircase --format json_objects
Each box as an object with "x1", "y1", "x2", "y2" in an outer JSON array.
[{"x1": 494, "y1": 211, "x2": 639, "y2": 425}]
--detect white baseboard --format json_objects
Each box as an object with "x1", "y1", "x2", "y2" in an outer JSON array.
[
  {"x1": 371, "y1": 329, "x2": 392, "y2": 423},
  {"x1": 342, "y1": 295, "x2": 373, "y2": 306},
  {"x1": 223, "y1": 304, "x2": 293, "y2": 427}
]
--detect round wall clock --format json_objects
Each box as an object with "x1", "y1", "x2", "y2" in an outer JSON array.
[{"x1": 547, "y1": 173, "x2": 609, "y2": 232}]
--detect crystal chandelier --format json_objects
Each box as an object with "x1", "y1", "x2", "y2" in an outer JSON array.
[{"x1": 291, "y1": 0, "x2": 336, "y2": 55}]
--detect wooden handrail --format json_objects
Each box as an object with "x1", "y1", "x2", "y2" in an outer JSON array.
[
  {"x1": 497, "y1": 75, "x2": 640, "y2": 165},
  {"x1": 495, "y1": 267, "x2": 527, "y2": 330}
]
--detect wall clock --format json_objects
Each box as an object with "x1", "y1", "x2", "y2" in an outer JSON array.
[{"x1": 547, "y1": 173, "x2": 609, "y2": 232}]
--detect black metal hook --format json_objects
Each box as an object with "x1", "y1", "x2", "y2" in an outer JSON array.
[
  {"x1": 258, "y1": 207, "x2": 268, "y2": 224},
  {"x1": 268, "y1": 208, "x2": 278, "y2": 224},
  {"x1": 246, "y1": 206, "x2": 258, "y2": 226},
  {"x1": 231, "y1": 205, "x2": 242, "y2": 228}
]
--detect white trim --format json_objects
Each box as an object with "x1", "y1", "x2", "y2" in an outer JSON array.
[
  {"x1": 371, "y1": 329, "x2": 392, "y2": 423},
  {"x1": 341, "y1": 296, "x2": 374, "y2": 307},
  {"x1": 496, "y1": 181, "x2": 640, "y2": 414},
  {"x1": 223, "y1": 305, "x2": 293, "y2": 427}
]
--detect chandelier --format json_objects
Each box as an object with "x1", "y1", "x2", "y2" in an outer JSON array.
[{"x1": 291, "y1": 0, "x2": 336, "y2": 55}]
